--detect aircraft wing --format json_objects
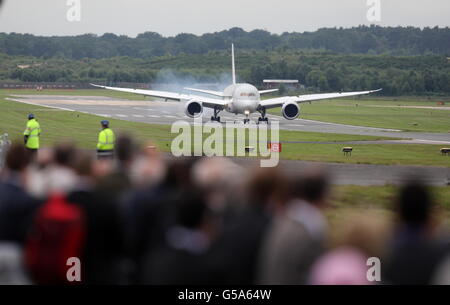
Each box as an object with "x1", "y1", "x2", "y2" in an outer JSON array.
[
  {"x1": 260, "y1": 89, "x2": 382, "y2": 109},
  {"x1": 90, "y1": 84, "x2": 228, "y2": 108},
  {"x1": 259, "y1": 89, "x2": 279, "y2": 95},
  {"x1": 183, "y1": 87, "x2": 225, "y2": 98}
]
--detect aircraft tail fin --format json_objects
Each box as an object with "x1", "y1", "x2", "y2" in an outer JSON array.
[{"x1": 231, "y1": 44, "x2": 236, "y2": 85}]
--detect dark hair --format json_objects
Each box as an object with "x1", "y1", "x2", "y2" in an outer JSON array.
[
  {"x1": 116, "y1": 134, "x2": 135, "y2": 163},
  {"x1": 73, "y1": 150, "x2": 94, "y2": 176},
  {"x1": 397, "y1": 181, "x2": 432, "y2": 227},
  {"x1": 176, "y1": 190, "x2": 207, "y2": 229},
  {"x1": 163, "y1": 158, "x2": 198, "y2": 189},
  {"x1": 5, "y1": 143, "x2": 30, "y2": 171},
  {"x1": 291, "y1": 170, "x2": 330, "y2": 204},
  {"x1": 247, "y1": 167, "x2": 289, "y2": 206},
  {"x1": 54, "y1": 142, "x2": 76, "y2": 167}
]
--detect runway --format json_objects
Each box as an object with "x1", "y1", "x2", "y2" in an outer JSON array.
[{"x1": 7, "y1": 94, "x2": 450, "y2": 144}]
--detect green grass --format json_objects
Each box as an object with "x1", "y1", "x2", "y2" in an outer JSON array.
[
  {"x1": 0, "y1": 92, "x2": 171, "y2": 150},
  {"x1": 1, "y1": 90, "x2": 450, "y2": 167},
  {"x1": 269, "y1": 96, "x2": 450, "y2": 133},
  {"x1": 332, "y1": 185, "x2": 450, "y2": 210},
  {"x1": 327, "y1": 185, "x2": 450, "y2": 226},
  {"x1": 280, "y1": 143, "x2": 450, "y2": 167}
]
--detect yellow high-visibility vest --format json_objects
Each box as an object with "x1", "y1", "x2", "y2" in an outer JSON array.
[
  {"x1": 23, "y1": 119, "x2": 41, "y2": 149},
  {"x1": 97, "y1": 128, "x2": 115, "y2": 150}
]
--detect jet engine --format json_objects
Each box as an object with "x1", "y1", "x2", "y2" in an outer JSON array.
[
  {"x1": 184, "y1": 100, "x2": 203, "y2": 118},
  {"x1": 281, "y1": 102, "x2": 300, "y2": 120}
]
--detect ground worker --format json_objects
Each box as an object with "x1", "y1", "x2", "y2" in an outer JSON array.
[
  {"x1": 23, "y1": 113, "x2": 41, "y2": 156},
  {"x1": 97, "y1": 120, "x2": 115, "y2": 158}
]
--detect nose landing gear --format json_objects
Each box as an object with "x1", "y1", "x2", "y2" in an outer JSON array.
[{"x1": 257, "y1": 107, "x2": 269, "y2": 124}]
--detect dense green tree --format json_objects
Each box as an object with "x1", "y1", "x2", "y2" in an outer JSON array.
[{"x1": 1, "y1": 26, "x2": 450, "y2": 59}]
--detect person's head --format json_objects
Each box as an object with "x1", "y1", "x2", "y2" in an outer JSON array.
[
  {"x1": 291, "y1": 167, "x2": 330, "y2": 207},
  {"x1": 129, "y1": 143, "x2": 166, "y2": 188},
  {"x1": 175, "y1": 189, "x2": 209, "y2": 230},
  {"x1": 116, "y1": 134, "x2": 136, "y2": 165},
  {"x1": 191, "y1": 157, "x2": 245, "y2": 212},
  {"x1": 330, "y1": 211, "x2": 390, "y2": 258},
  {"x1": 73, "y1": 150, "x2": 94, "y2": 178},
  {"x1": 163, "y1": 158, "x2": 199, "y2": 189},
  {"x1": 246, "y1": 166, "x2": 290, "y2": 211},
  {"x1": 53, "y1": 142, "x2": 77, "y2": 168},
  {"x1": 5, "y1": 143, "x2": 31, "y2": 172},
  {"x1": 101, "y1": 120, "x2": 109, "y2": 128},
  {"x1": 397, "y1": 180, "x2": 433, "y2": 229},
  {"x1": 28, "y1": 113, "x2": 35, "y2": 120}
]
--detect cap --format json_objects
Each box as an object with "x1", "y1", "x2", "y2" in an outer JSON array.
[
  {"x1": 28, "y1": 113, "x2": 35, "y2": 120},
  {"x1": 101, "y1": 120, "x2": 109, "y2": 126}
]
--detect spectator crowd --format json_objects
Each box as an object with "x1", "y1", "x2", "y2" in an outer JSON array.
[{"x1": 0, "y1": 135, "x2": 450, "y2": 285}]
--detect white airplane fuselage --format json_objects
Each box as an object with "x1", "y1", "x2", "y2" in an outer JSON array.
[{"x1": 223, "y1": 83, "x2": 260, "y2": 115}]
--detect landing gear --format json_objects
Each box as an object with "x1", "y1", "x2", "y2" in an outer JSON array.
[
  {"x1": 211, "y1": 106, "x2": 222, "y2": 123},
  {"x1": 211, "y1": 116, "x2": 221, "y2": 122},
  {"x1": 257, "y1": 107, "x2": 269, "y2": 124},
  {"x1": 243, "y1": 118, "x2": 250, "y2": 124}
]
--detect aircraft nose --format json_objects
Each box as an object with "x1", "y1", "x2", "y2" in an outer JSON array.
[{"x1": 242, "y1": 99, "x2": 258, "y2": 110}]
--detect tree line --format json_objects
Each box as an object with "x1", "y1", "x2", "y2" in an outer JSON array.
[
  {"x1": 1, "y1": 51, "x2": 449, "y2": 96},
  {"x1": 1, "y1": 26, "x2": 450, "y2": 59}
]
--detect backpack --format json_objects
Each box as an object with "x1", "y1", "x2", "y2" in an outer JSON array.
[{"x1": 25, "y1": 192, "x2": 86, "y2": 284}]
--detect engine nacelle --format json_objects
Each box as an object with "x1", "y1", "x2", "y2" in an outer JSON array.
[
  {"x1": 184, "y1": 100, "x2": 203, "y2": 118},
  {"x1": 281, "y1": 102, "x2": 300, "y2": 120}
]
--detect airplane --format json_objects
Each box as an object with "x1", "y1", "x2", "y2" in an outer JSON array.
[{"x1": 91, "y1": 44, "x2": 381, "y2": 124}]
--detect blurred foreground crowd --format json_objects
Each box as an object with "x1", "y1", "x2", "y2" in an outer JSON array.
[{"x1": 1, "y1": 135, "x2": 450, "y2": 285}]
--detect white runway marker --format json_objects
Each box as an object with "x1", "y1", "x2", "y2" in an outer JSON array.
[
  {"x1": 133, "y1": 114, "x2": 144, "y2": 118},
  {"x1": 116, "y1": 114, "x2": 128, "y2": 117}
]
